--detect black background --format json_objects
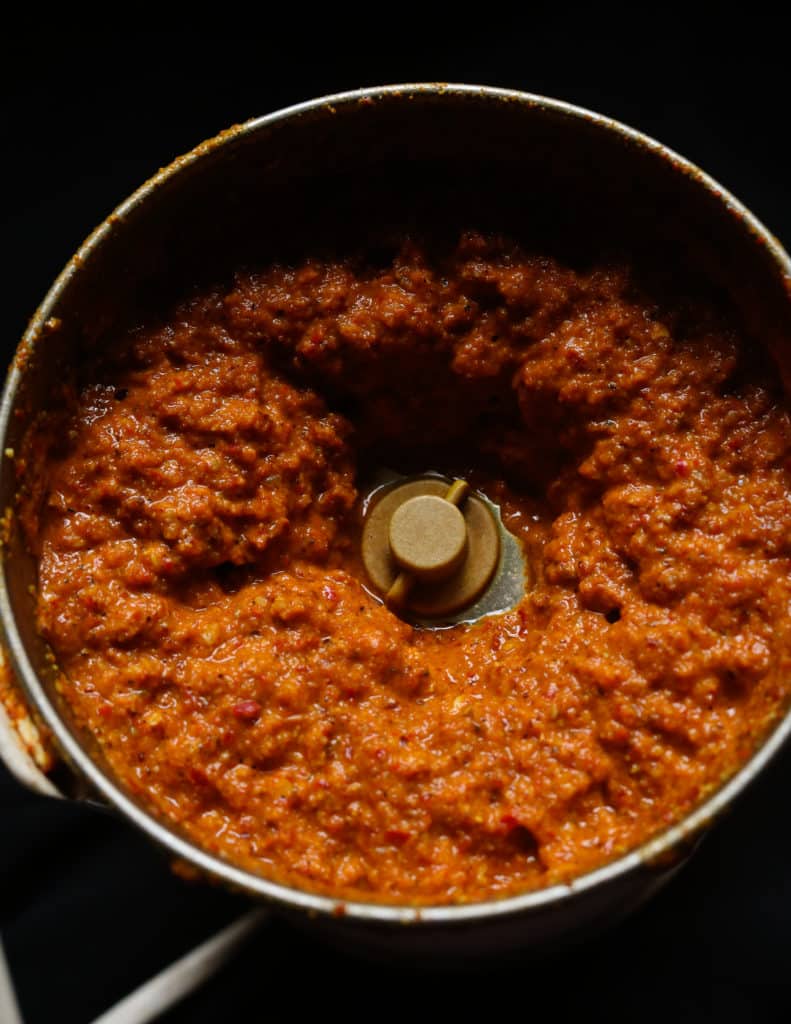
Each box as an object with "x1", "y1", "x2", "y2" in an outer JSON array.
[{"x1": 2, "y1": 20, "x2": 790, "y2": 1023}]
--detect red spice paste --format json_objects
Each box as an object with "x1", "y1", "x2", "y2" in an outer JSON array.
[{"x1": 19, "y1": 232, "x2": 791, "y2": 904}]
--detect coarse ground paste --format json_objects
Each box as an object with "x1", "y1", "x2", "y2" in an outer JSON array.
[{"x1": 19, "y1": 232, "x2": 791, "y2": 904}]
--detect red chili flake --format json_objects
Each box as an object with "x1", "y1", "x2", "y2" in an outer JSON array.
[
  {"x1": 674, "y1": 459, "x2": 690, "y2": 477},
  {"x1": 188, "y1": 767, "x2": 209, "y2": 786},
  {"x1": 97, "y1": 703, "x2": 113, "y2": 719},
  {"x1": 233, "y1": 700, "x2": 261, "y2": 721},
  {"x1": 500, "y1": 813, "x2": 520, "y2": 830},
  {"x1": 728, "y1": 437, "x2": 744, "y2": 451},
  {"x1": 385, "y1": 828, "x2": 411, "y2": 845}
]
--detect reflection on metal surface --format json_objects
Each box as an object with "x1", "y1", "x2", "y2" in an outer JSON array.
[
  {"x1": 0, "y1": 938, "x2": 22, "y2": 1024},
  {"x1": 0, "y1": 645, "x2": 60, "y2": 797},
  {"x1": 89, "y1": 910, "x2": 268, "y2": 1024}
]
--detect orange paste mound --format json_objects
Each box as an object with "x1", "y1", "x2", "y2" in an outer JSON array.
[{"x1": 20, "y1": 232, "x2": 791, "y2": 904}]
